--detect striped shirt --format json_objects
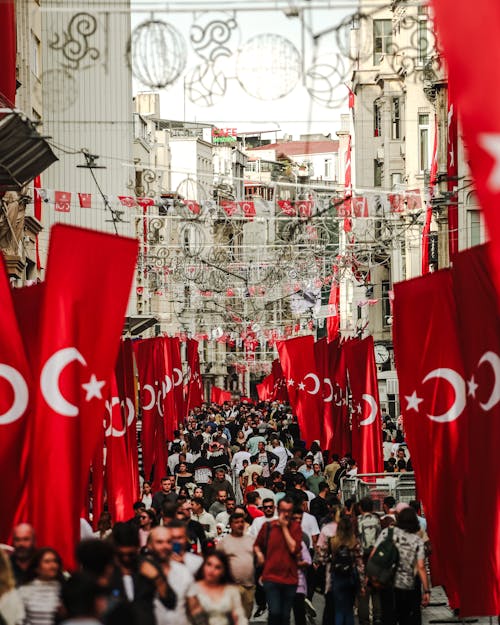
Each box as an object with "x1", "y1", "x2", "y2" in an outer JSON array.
[{"x1": 19, "y1": 579, "x2": 61, "y2": 625}]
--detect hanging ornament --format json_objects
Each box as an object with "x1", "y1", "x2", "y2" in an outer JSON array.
[
  {"x1": 236, "y1": 34, "x2": 301, "y2": 100},
  {"x1": 127, "y1": 19, "x2": 187, "y2": 88}
]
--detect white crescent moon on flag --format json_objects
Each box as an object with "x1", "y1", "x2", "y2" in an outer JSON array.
[
  {"x1": 40, "y1": 347, "x2": 86, "y2": 417},
  {"x1": 478, "y1": 351, "x2": 500, "y2": 411},
  {"x1": 157, "y1": 391, "x2": 164, "y2": 416},
  {"x1": 0, "y1": 364, "x2": 29, "y2": 425},
  {"x1": 162, "y1": 375, "x2": 172, "y2": 397},
  {"x1": 422, "y1": 367, "x2": 466, "y2": 423},
  {"x1": 360, "y1": 393, "x2": 378, "y2": 426},
  {"x1": 104, "y1": 397, "x2": 126, "y2": 437},
  {"x1": 304, "y1": 373, "x2": 321, "y2": 395},
  {"x1": 173, "y1": 368, "x2": 183, "y2": 386},
  {"x1": 142, "y1": 384, "x2": 155, "y2": 410},
  {"x1": 125, "y1": 398, "x2": 135, "y2": 427},
  {"x1": 323, "y1": 378, "x2": 334, "y2": 402}
]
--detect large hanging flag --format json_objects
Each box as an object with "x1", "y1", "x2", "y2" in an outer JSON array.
[
  {"x1": 330, "y1": 339, "x2": 350, "y2": 457},
  {"x1": 104, "y1": 374, "x2": 135, "y2": 523},
  {"x1": 169, "y1": 337, "x2": 185, "y2": 427},
  {"x1": 393, "y1": 270, "x2": 465, "y2": 607},
  {"x1": 451, "y1": 244, "x2": 500, "y2": 615},
  {"x1": 271, "y1": 359, "x2": 288, "y2": 403},
  {"x1": 28, "y1": 225, "x2": 137, "y2": 569},
  {"x1": 327, "y1": 270, "x2": 340, "y2": 342},
  {"x1": 115, "y1": 339, "x2": 139, "y2": 501},
  {"x1": 186, "y1": 339, "x2": 204, "y2": 413},
  {"x1": 0, "y1": 261, "x2": 33, "y2": 543},
  {"x1": 344, "y1": 337, "x2": 383, "y2": 474},
  {"x1": 431, "y1": 0, "x2": 500, "y2": 302},
  {"x1": 277, "y1": 336, "x2": 322, "y2": 446},
  {"x1": 314, "y1": 338, "x2": 335, "y2": 451}
]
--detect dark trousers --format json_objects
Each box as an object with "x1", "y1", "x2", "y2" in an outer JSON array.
[
  {"x1": 380, "y1": 588, "x2": 421, "y2": 625},
  {"x1": 255, "y1": 582, "x2": 267, "y2": 610},
  {"x1": 332, "y1": 575, "x2": 356, "y2": 625},
  {"x1": 358, "y1": 585, "x2": 382, "y2": 625},
  {"x1": 293, "y1": 592, "x2": 307, "y2": 625},
  {"x1": 262, "y1": 581, "x2": 297, "y2": 625},
  {"x1": 323, "y1": 591, "x2": 335, "y2": 625}
]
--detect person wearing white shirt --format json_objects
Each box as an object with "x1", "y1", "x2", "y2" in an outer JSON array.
[
  {"x1": 231, "y1": 448, "x2": 251, "y2": 474},
  {"x1": 191, "y1": 498, "x2": 217, "y2": 539},
  {"x1": 248, "y1": 499, "x2": 277, "y2": 537},
  {"x1": 270, "y1": 438, "x2": 290, "y2": 474}
]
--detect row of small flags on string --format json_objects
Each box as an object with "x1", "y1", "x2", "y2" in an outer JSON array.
[{"x1": 34, "y1": 188, "x2": 423, "y2": 217}]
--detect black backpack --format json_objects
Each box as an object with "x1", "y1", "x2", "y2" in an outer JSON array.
[
  {"x1": 332, "y1": 544, "x2": 355, "y2": 577},
  {"x1": 366, "y1": 527, "x2": 399, "y2": 588}
]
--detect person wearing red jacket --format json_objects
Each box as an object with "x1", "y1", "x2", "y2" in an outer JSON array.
[{"x1": 254, "y1": 496, "x2": 302, "y2": 625}]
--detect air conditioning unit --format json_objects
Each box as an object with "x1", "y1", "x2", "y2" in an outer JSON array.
[
  {"x1": 376, "y1": 147, "x2": 384, "y2": 163},
  {"x1": 400, "y1": 143, "x2": 406, "y2": 157}
]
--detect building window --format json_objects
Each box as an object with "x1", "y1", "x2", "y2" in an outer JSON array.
[
  {"x1": 373, "y1": 19, "x2": 392, "y2": 65},
  {"x1": 417, "y1": 20, "x2": 430, "y2": 64},
  {"x1": 31, "y1": 31, "x2": 41, "y2": 78},
  {"x1": 374, "y1": 101, "x2": 382, "y2": 137},
  {"x1": 391, "y1": 173, "x2": 402, "y2": 188},
  {"x1": 374, "y1": 160, "x2": 383, "y2": 187},
  {"x1": 391, "y1": 97, "x2": 401, "y2": 139},
  {"x1": 467, "y1": 209, "x2": 482, "y2": 246},
  {"x1": 418, "y1": 113, "x2": 430, "y2": 173},
  {"x1": 324, "y1": 159, "x2": 332, "y2": 178},
  {"x1": 382, "y1": 280, "x2": 392, "y2": 327}
]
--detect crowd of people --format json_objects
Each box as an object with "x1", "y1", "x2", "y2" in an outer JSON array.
[{"x1": 0, "y1": 400, "x2": 430, "y2": 625}]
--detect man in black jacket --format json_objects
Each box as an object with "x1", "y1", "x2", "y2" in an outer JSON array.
[{"x1": 151, "y1": 477, "x2": 178, "y2": 513}]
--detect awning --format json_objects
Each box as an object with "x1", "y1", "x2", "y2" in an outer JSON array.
[
  {"x1": 123, "y1": 315, "x2": 159, "y2": 336},
  {"x1": 0, "y1": 113, "x2": 58, "y2": 190}
]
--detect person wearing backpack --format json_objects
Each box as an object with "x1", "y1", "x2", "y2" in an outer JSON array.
[
  {"x1": 370, "y1": 507, "x2": 430, "y2": 625},
  {"x1": 357, "y1": 498, "x2": 382, "y2": 625},
  {"x1": 329, "y1": 516, "x2": 365, "y2": 625}
]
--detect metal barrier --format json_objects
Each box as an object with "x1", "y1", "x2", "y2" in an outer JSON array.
[{"x1": 339, "y1": 472, "x2": 416, "y2": 510}]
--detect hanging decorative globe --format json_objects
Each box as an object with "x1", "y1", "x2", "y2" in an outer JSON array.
[
  {"x1": 236, "y1": 34, "x2": 302, "y2": 100},
  {"x1": 127, "y1": 19, "x2": 187, "y2": 88}
]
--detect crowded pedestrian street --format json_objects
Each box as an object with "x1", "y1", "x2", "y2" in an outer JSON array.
[{"x1": 0, "y1": 0, "x2": 500, "y2": 623}]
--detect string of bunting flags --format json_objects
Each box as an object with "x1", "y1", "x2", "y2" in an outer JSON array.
[{"x1": 34, "y1": 187, "x2": 424, "y2": 217}]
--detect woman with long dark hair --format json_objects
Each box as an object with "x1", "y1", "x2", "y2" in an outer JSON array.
[
  {"x1": 372, "y1": 507, "x2": 430, "y2": 625},
  {"x1": 19, "y1": 548, "x2": 63, "y2": 625},
  {"x1": 186, "y1": 551, "x2": 247, "y2": 625},
  {"x1": 328, "y1": 516, "x2": 365, "y2": 625}
]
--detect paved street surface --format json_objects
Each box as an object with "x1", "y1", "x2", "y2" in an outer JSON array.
[{"x1": 251, "y1": 587, "x2": 494, "y2": 625}]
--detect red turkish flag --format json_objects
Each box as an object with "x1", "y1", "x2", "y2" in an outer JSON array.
[
  {"x1": 405, "y1": 189, "x2": 422, "y2": 211},
  {"x1": 277, "y1": 199, "x2": 297, "y2": 216},
  {"x1": 78, "y1": 193, "x2": 92, "y2": 209},
  {"x1": 314, "y1": 338, "x2": 335, "y2": 452},
  {"x1": 28, "y1": 225, "x2": 137, "y2": 569},
  {"x1": 277, "y1": 336, "x2": 322, "y2": 446},
  {"x1": 211, "y1": 386, "x2": 221, "y2": 404},
  {"x1": 168, "y1": 337, "x2": 185, "y2": 427},
  {"x1": 0, "y1": 261, "x2": 33, "y2": 542},
  {"x1": 271, "y1": 359, "x2": 288, "y2": 402},
  {"x1": 183, "y1": 199, "x2": 201, "y2": 215},
  {"x1": 186, "y1": 339, "x2": 204, "y2": 413},
  {"x1": 221, "y1": 200, "x2": 239, "y2": 216},
  {"x1": 393, "y1": 270, "x2": 465, "y2": 605},
  {"x1": 136, "y1": 338, "x2": 163, "y2": 483},
  {"x1": 116, "y1": 339, "x2": 139, "y2": 501},
  {"x1": 451, "y1": 244, "x2": 500, "y2": 614},
  {"x1": 430, "y1": 0, "x2": 500, "y2": 304},
  {"x1": 118, "y1": 196, "x2": 138, "y2": 208},
  {"x1": 54, "y1": 191, "x2": 71, "y2": 212},
  {"x1": 105, "y1": 373, "x2": 135, "y2": 522},
  {"x1": 344, "y1": 337, "x2": 383, "y2": 474},
  {"x1": 330, "y1": 339, "x2": 351, "y2": 457},
  {"x1": 352, "y1": 196, "x2": 368, "y2": 218},
  {"x1": 388, "y1": 193, "x2": 404, "y2": 213},
  {"x1": 296, "y1": 200, "x2": 313, "y2": 218},
  {"x1": 159, "y1": 337, "x2": 176, "y2": 442},
  {"x1": 239, "y1": 200, "x2": 256, "y2": 220},
  {"x1": 327, "y1": 275, "x2": 340, "y2": 342}
]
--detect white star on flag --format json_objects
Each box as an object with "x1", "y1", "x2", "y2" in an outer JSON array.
[
  {"x1": 357, "y1": 403, "x2": 362, "y2": 414},
  {"x1": 298, "y1": 382, "x2": 305, "y2": 390},
  {"x1": 467, "y1": 376, "x2": 479, "y2": 398},
  {"x1": 82, "y1": 374, "x2": 106, "y2": 401},
  {"x1": 478, "y1": 133, "x2": 500, "y2": 191},
  {"x1": 405, "y1": 391, "x2": 424, "y2": 412},
  {"x1": 287, "y1": 378, "x2": 295, "y2": 387}
]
